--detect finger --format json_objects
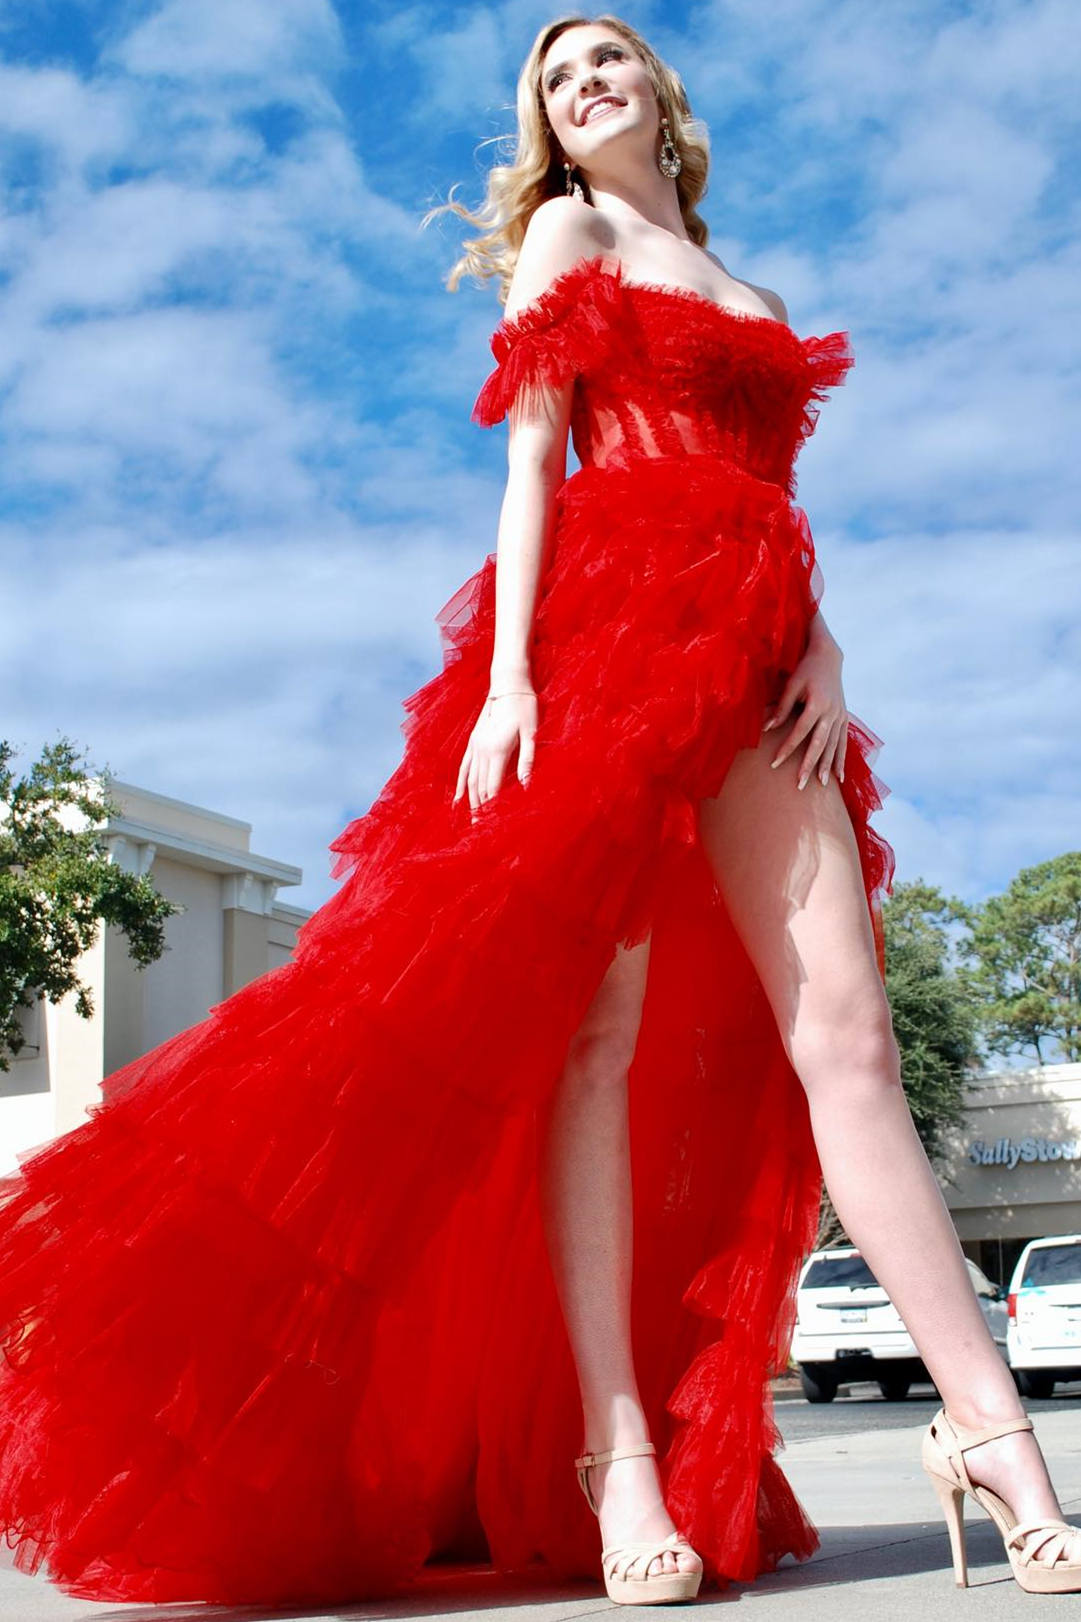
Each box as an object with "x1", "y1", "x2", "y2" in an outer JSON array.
[
  {"x1": 454, "y1": 747, "x2": 471, "y2": 804},
  {"x1": 816, "y1": 720, "x2": 842, "y2": 787},
  {"x1": 798, "y1": 717, "x2": 835, "y2": 789},
  {"x1": 797, "y1": 718, "x2": 834, "y2": 790},
  {"x1": 518, "y1": 732, "x2": 535, "y2": 784},
  {"x1": 838, "y1": 719, "x2": 849, "y2": 783},
  {"x1": 488, "y1": 745, "x2": 510, "y2": 805},
  {"x1": 455, "y1": 746, "x2": 473, "y2": 804},
  {"x1": 468, "y1": 759, "x2": 481, "y2": 814},
  {"x1": 483, "y1": 752, "x2": 502, "y2": 805},
  {"x1": 770, "y1": 705, "x2": 816, "y2": 769},
  {"x1": 810, "y1": 718, "x2": 839, "y2": 786},
  {"x1": 764, "y1": 679, "x2": 799, "y2": 732}
]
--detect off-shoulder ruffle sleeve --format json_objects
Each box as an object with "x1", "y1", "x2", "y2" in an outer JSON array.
[
  {"x1": 471, "y1": 253, "x2": 624, "y2": 428},
  {"x1": 796, "y1": 329, "x2": 854, "y2": 452}
]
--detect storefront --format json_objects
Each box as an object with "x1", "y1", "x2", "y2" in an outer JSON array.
[{"x1": 939, "y1": 1061, "x2": 1081, "y2": 1287}]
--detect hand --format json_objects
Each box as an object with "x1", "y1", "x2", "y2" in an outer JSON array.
[
  {"x1": 453, "y1": 691, "x2": 538, "y2": 816},
  {"x1": 762, "y1": 629, "x2": 848, "y2": 790}
]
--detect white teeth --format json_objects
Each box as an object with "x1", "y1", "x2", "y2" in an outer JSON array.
[{"x1": 584, "y1": 99, "x2": 620, "y2": 123}]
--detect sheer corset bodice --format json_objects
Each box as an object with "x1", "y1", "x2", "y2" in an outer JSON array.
[{"x1": 472, "y1": 253, "x2": 854, "y2": 501}]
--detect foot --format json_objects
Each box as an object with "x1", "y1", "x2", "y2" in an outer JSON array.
[
  {"x1": 945, "y1": 1411, "x2": 1081, "y2": 1570},
  {"x1": 584, "y1": 1444, "x2": 703, "y2": 1580}
]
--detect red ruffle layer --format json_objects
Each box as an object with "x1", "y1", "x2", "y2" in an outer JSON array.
[{"x1": 0, "y1": 251, "x2": 894, "y2": 1605}]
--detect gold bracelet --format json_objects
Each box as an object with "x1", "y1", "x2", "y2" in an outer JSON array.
[{"x1": 487, "y1": 689, "x2": 536, "y2": 701}]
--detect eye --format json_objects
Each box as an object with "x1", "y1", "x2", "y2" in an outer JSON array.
[{"x1": 546, "y1": 42, "x2": 625, "y2": 92}]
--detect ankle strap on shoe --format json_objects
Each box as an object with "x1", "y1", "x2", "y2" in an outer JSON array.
[
  {"x1": 574, "y1": 1441, "x2": 657, "y2": 1470},
  {"x1": 938, "y1": 1410, "x2": 1034, "y2": 1451}
]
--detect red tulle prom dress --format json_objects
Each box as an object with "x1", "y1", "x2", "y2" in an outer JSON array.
[{"x1": 0, "y1": 252, "x2": 895, "y2": 1605}]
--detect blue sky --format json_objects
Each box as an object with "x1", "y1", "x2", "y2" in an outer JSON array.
[{"x1": 2, "y1": 0, "x2": 1079, "y2": 912}]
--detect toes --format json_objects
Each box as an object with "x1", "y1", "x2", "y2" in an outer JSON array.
[
  {"x1": 660, "y1": 1550, "x2": 698, "y2": 1575},
  {"x1": 629, "y1": 1547, "x2": 701, "y2": 1579}
]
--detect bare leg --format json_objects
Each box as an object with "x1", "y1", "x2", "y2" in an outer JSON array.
[
  {"x1": 696, "y1": 711, "x2": 1079, "y2": 1566},
  {"x1": 536, "y1": 935, "x2": 701, "y2": 1579}
]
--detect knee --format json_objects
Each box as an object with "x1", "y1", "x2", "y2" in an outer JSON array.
[
  {"x1": 562, "y1": 1022, "x2": 639, "y2": 1093},
  {"x1": 790, "y1": 996, "x2": 902, "y2": 1105}
]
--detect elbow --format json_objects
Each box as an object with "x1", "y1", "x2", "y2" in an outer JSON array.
[
  {"x1": 505, "y1": 408, "x2": 571, "y2": 485},
  {"x1": 506, "y1": 441, "x2": 567, "y2": 487}
]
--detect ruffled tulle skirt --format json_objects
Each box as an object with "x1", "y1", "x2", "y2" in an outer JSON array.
[{"x1": 0, "y1": 450, "x2": 894, "y2": 1604}]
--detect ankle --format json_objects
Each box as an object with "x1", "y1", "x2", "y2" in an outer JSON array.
[
  {"x1": 581, "y1": 1395, "x2": 652, "y2": 1455},
  {"x1": 581, "y1": 1431, "x2": 654, "y2": 1462},
  {"x1": 943, "y1": 1395, "x2": 1028, "y2": 1433}
]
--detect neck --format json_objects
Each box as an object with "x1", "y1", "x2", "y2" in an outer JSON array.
[{"x1": 582, "y1": 171, "x2": 689, "y2": 242}]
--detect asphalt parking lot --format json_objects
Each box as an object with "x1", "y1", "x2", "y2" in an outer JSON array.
[{"x1": 773, "y1": 1374, "x2": 1081, "y2": 1437}]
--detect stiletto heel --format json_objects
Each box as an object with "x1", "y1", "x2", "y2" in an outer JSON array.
[
  {"x1": 926, "y1": 1467, "x2": 969, "y2": 1587},
  {"x1": 573, "y1": 1441, "x2": 703, "y2": 1605},
  {"x1": 922, "y1": 1406, "x2": 1081, "y2": 1593}
]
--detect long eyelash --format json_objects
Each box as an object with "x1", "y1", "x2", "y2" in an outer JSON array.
[{"x1": 546, "y1": 43, "x2": 624, "y2": 92}]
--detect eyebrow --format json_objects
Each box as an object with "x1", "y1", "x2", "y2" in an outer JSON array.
[{"x1": 543, "y1": 38, "x2": 624, "y2": 89}]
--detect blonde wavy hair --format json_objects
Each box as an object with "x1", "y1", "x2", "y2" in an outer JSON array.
[{"x1": 421, "y1": 13, "x2": 711, "y2": 306}]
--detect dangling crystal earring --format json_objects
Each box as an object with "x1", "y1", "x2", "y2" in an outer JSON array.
[
  {"x1": 564, "y1": 159, "x2": 585, "y2": 200},
  {"x1": 658, "y1": 114, "x2": 682, "y2": 179}
]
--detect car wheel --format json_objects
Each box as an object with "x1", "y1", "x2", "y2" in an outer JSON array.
[
  {"x1": 1017, "y1": 1370, "x2": 1055, "y2": 1400},
  {"x1": 799, "y1": 1365, "x2": 838, "y2": 1404},
  {"x1": 877, "y1": 1373, "x2": 911, "y2": 1401}
]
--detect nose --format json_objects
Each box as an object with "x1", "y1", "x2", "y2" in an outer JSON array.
[{"x1": 576, "y1": 69, "x2": 607, "y2": 118}]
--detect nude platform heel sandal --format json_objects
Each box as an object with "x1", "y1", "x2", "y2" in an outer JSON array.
[
  {"x1": 573, "y1": 1441, "x2": 704, "y2": 1605},
  {"x1": 922, "y1": 1406, "x2": 1081, "y2": 1593}
]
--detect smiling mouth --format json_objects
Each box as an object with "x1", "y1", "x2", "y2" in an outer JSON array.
[{"x1": 580, "y1": 98, "x2": 624, "y2": 125}]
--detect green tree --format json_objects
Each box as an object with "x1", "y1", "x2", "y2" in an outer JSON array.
[
  {"x1": 882, "y1": 879, "x2": 981, "y2": 1158},
  {"x1": 962, "y1": 852, "x2": 1081, "y2": 1066},
  {"x1": 0, "y1": 737, "x2": 179, "y2": 1070},
  {"x1": 815, "y1": 878, "x2": 981, "y2": 1250}
]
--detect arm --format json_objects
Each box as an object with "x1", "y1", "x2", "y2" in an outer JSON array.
[
  {"x1": 756, "y1": 288, "x2": 849, "y2": 784},
  {"x1": 488, "y1": 196, "x2": 602, "y2": 693},
  {"x1": 487, "y1": 430, "x2": 566, "y2": 694},
  {"x1": 806, "y1": 602, "x2": 842, "y2": 656},
  {"x1": 764, "y1": 606, "x2": 848, "y2": 788},
  {"x1": 455, "y1": 198, "x2": 602, "y2": 812}
]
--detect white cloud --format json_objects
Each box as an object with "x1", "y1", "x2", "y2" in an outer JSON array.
[
  {"x1": 1, "y1": 0, "x2": 1078, "y2": 921},
  {"x1": 0, "y1": 62, "x2": 133, "y2": 166},
  {"x1": 6, "y1": 517, "x2": 486, "y2": 903},
  {"x1": 114, "y1": 0, "x2": 345, "y2": 84}
]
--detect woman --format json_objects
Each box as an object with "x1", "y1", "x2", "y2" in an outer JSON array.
[
  {"x1": 0, "y1": 10, "x2": 1077, "y2": 1611},
  {"x1": 434, "y1": 15, "x2": 1081, "y2": 1603}
]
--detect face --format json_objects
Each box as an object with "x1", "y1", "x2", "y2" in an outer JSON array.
[{"x1": 540, "y1": 23, "x2": 659, "y2": 173}]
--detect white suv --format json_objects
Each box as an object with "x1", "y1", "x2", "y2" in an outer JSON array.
[
  {"x1": 1006, "y1": 1233, "x2": 1081, "y2": 1399},
  {"x1": 791, "y1": 1245, "x2": 1008, "y2": 1402}
]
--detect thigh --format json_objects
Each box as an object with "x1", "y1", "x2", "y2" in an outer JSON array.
[{"x1": 696, "y1": 714, "x2": 893, "y2": 1078}]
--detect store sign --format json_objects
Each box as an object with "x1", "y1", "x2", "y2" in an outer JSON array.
[{"x1": 968, "y1": 1136, "x2": 1081, "y2": 1170}]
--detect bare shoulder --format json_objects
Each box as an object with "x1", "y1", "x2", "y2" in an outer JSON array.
[
  {"x1": 735, "y1": 272, "x2": 788, "y2": 326},
  {"x1": 503, "y1": 197, "x2": 607, "y2": 321},
  {"x1": 701, "y1": 247, "x2": 789, "y2": 326},
  {"x1": 753, "y1": 283, "x2": 789, "y2": 325}
]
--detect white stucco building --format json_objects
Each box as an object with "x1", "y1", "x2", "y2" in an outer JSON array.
[{"x1": 1, "y1": 779, "x2": 312, "y2": 1176}]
